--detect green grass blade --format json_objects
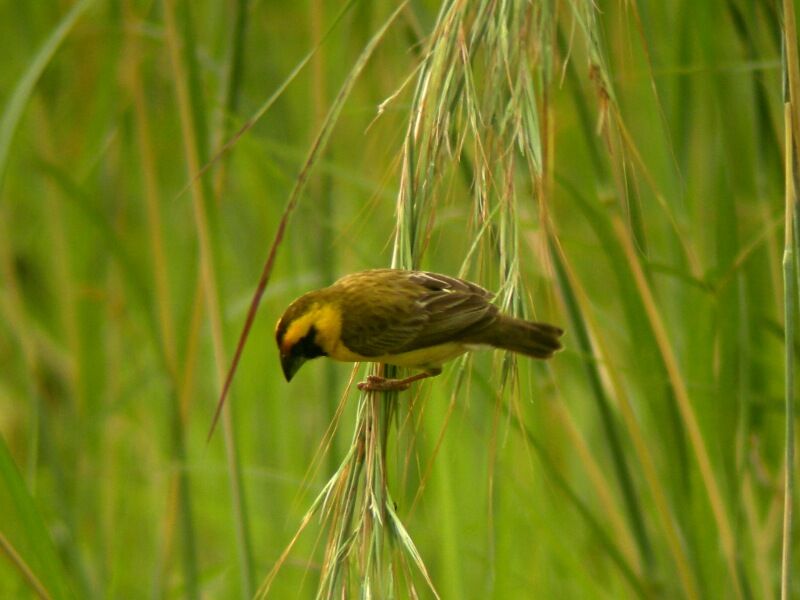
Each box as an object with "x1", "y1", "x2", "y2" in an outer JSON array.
[
  {"x1": 0, "y1": 436, "x2": 75, "y2": 599},
  {"x1": 780, "y1": 1, "x2": 800, "y2": 591},
  {"x1": 0, "y1": 0, "x2": 95, "y2": 195}
]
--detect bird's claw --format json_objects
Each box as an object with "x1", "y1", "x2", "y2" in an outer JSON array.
[{"x1": 357, "y1": 375, "x2": 410, "y2": 392}]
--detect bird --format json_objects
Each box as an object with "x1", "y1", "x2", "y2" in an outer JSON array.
[{"x1": 274, "y1": 269, "x2": 564, "y2": 391}]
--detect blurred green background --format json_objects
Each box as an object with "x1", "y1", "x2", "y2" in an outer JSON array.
[{"x1": 0, "y1": 0, "x2": 797, "y2": 598}]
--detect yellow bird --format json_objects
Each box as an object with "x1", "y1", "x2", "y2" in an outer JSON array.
[{"x1": 275, "y1": 269, "x2": 563, "y2": 391}]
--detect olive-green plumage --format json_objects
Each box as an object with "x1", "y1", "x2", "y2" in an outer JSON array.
[{"x1": 275, "y1": 269, "x2": 563, "y2": 389}]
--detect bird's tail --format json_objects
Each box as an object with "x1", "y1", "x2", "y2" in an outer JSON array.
[{"x1": 477, "y1": 316, "x2": 564, "y2": 359}]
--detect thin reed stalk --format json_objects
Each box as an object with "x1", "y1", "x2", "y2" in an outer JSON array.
[
  {"x1": 781, "y1": 102, "x2": 796, "y2": 600},
  {"x1": 780, "y1": 2, "x2": 799, "y2": 596}
]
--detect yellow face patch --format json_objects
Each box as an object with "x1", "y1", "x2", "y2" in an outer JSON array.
[{"x1": 281, "y1": 302, "x2": 343, "y2": 355}]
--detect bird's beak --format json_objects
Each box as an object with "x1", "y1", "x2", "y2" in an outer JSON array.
[{"x1": 280, "y1": 352, "x2": 305, "y2": 382}]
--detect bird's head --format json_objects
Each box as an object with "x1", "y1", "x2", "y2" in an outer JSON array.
[{"x1": 275, "y1": 292, "x2": 338, "y2": 382}]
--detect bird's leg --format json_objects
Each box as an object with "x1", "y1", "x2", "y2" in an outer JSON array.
[{"x1": 357, "y1": 368, "x2": 442, "y2": 392}]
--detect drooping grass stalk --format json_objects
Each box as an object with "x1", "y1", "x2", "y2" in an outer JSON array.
[
  {"x1": 306, "y1": 0, "x2": 510, "y2": 594},
  {"x1": 308, "y1": 3, "x2": 432, "y2": 591},
  {"x1": 312, "y1": 1, "x2": 627, "y2": 596},
  {"x1": 316, "y1": 415, "x2": 368, "y2": 598}
]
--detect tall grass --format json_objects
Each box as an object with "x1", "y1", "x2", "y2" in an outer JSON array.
[
  {"x1": 781, "y1": 2, "x2": 799, "y2": 598},
  {"x1": 0, "y1": 1, "x2": 797, "y2": 599}
]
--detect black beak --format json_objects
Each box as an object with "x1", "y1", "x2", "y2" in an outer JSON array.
[{"x1": 280, "y1": 352, "x2": 306, "y2": 382}]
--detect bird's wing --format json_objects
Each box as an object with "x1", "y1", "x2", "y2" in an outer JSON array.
[
  {"x1": 398, "y1": 273, "x2": 498, "y2": 352},
  {"x1": 339, "y1": 271, "x2": 498, "y2": 357}
]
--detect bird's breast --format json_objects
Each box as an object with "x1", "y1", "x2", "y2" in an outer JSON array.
[{"x1": 329, "y1": 342, "x2": 468, "y2": 370}]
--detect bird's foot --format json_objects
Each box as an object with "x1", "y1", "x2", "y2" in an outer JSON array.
[
  {"x1": 357, "y1": 369, "x2": 440, "y2": 392},
  {"x1": 357, "y1": 375, "x2": 411, "y2": 392}
]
